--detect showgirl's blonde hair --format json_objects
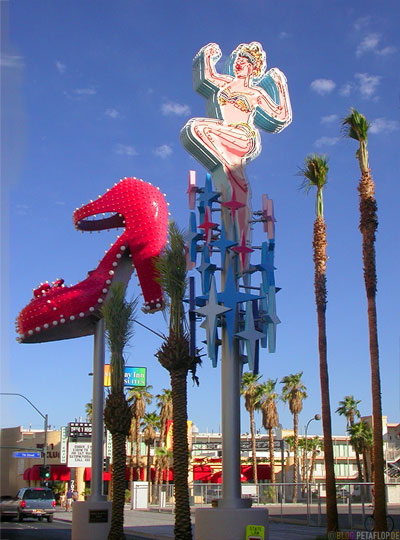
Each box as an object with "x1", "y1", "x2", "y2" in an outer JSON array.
[{"x1": 235, "y1": 42, "x2": 266, "y2": 80}]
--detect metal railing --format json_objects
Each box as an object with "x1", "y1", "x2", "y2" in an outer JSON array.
[{"x1": 128, "y1": 481, "x2": 400, "y2": 530}]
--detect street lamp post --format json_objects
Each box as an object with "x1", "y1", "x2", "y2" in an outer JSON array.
[
  {"x1": 0, "y1": 393, "x2": 48, "y2": 469},
  {"x1": 305, "y1": 413, "x2": 321, "y2": 524}
]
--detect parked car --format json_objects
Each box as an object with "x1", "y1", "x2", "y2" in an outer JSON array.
[{"x1": 0, "y1": 487, "x2": 56, "y2": 522}]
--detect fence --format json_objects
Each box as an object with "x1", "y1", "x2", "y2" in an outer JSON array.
[{"x1": 131, "y1": 481, "x2": 399, "y2": 529}]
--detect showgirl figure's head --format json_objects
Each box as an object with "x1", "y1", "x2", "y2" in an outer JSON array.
[{"x1": 228, "y1": 42, "x2": 266, "y2": 84}]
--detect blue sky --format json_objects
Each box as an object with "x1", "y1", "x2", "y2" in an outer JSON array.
[{"x1": 2, "y1": 0, "x2": 399, "y2": 439}]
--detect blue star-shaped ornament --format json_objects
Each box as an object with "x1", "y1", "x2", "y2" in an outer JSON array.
[
  {"x1": 197, "y1": 173, "x2": 220, "y2": 210},
  {"x1": 265, "y1": 285, "x2": 280, "y2": 353},
  {"x1": 217, "y1": 264, "x2": 261, "y2": 351},
  {"x1": 196, "y1": 275, "x2": 231, "y2": 366},
  {"x1": 197, "y1": 244, "x2": 216, "y2": 295},
  {"x1": 236, "y1": 301, "x2": 265, "y2": 371},
  {"x1": 186, "y1": 212, "x2": 203, "y2": 264},
  {"x1": 210, "y1": 222, "x2": 237, "y2": 269},
  {"x1": 257, "y1": 240, "x2": 276, "y2": 293}
]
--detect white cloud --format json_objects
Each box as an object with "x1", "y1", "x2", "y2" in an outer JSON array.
[
  {"x1": 356, "y1": 33, "x2": 396, "y2": 57},
  {"x1": 354, "y1": 16, "x2": 371, "y2": 31},
  {"x1": 114, "y1": 144, "x2": 137, "y2": 156},
  {"x1": 279, "y1": 32, "x2": 289, "y2": 39},
  {"x1": 369, "y1": 118, "x2": 400, "y2": 135},
  {"x1": 73, "y1": 88, "x2": 97, "y2": 96},
  {"x1": 105, "y1": 108, "x2": 120, "y2": 119},
  {"x1": 355, "y1": 73, "x2": 381, "y2": 99},
  {"x1": 161, "y1": 101, "x2": 191, "y2": 116},
  {"x1": 314, "y1": 136, "x2": 339, "y2": 148},
  {"x1": 1, "y1": 53, "x2": 24, "y2": 68},
  {"x1": 154, "y1": 144, "x2": 173, "y2": 159},
  {"x1": 377, "y1": 46, "x2": 397, "y2": 56},
  {"x1": 310, "y1": 79, "x2": 336, "y2": 95},
  {"x1": 339, "y1": 83, "x2": 353, "y2": 97},
  {"x1": 55, "y1": 61, "x2": 66, "y2": 74},
  {"x1": 356, "y1": 33, "x2": 380, "y2": 57},
  {"x1": 321, "y1": 114, "x2": 339, "y2": 124}
]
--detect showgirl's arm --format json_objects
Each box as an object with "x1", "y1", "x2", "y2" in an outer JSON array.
[
  {"x1": 254, "y1": 67, "x2": 293, "y2": 133},
  {"x1": 193, "y1": 43, "x2": 232, "y2": 99}
]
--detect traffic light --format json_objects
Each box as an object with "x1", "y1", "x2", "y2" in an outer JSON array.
[
  {"x1": 103, "y1": 457, "x2": 110, "y2": 472},
  {"x1": 39, "y1": 465, "x2": 51, "y2": 479}
]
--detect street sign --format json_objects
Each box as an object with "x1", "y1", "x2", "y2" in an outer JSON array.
[
  {"x1": 13, "y1": 451, "x2": 41, "y2": 459},
  {"x1": 104, "y1": 365, "x2": 146, "y2": 387},
  {"x1": 246, "y1": 524, "x2": 265, "y2": 540}
]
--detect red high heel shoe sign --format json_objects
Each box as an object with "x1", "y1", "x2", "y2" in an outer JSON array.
[{"x1": 17, "y1": 177, "x2": 169, "y2": 344}]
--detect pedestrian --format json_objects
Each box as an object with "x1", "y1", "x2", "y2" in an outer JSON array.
[
  {"x1": 66, "y1": 488, "x2": 73, "y2": 512},
  {"x1": 72, "y1": 489, "x2": 79, "y2": 505}
]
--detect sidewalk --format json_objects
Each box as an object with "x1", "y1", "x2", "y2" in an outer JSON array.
[{"x1": 54, "y1": 506, "x2": 327, "y2": 540}]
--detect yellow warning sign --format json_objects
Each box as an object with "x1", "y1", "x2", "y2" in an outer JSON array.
[{"x1": 246, "y1": 524, "x2": 265, "y2": 540}]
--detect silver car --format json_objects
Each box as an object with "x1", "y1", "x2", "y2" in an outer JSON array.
[{"x1": 0, "y1": 487, "x2": 56, "y2": 522}]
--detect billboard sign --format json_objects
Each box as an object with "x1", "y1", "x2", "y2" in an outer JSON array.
[
  {"x1": 104, "y1": 365, "x2": 146, "y2": 388},
  {"x1": 69, "y1": 422, "x2": 92, "y2": 438},
  {"x1": 68, "y1": 441, "x2": 92, "y2": 467}
]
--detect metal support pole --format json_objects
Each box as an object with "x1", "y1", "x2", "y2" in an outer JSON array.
[
  {"x1": 220, "y1": 328, "x2": 243, "y2": 507},
  {"x1": 90, "y1": 318, "x2": 106, "y2": 502},
  {"x1": 44, "y1": 414, "x2": 48, "y2": 468}
]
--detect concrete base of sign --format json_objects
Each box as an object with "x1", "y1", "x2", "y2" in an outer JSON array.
[
  {"x1": 71, "y1": 500, "x2": 111, "y2": 540},
  {"x1": 195, "y1": 507, "x2": 269, "y2": 540}
]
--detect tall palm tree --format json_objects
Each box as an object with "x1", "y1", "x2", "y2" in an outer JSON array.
[
  {"x1": 241, "y1": 372, "x2": 265, "y2": 485},
  {"x1": 280, "y1": 372, "x2": 307, "y2": 503},
  {"x1": 261, "y1": 378, "x2": 279, "y2": 499},
  {"x1": 298, "y1": 154, "x2": 338, "y2": 531},
  {"x1": 127, "y1": 385, "x2": 153, "y2": 482},
  {"x1": 348, "y1": 421, "x2": 374, "y2": 483},
  {"x1": 102, "y1": 283, "x2": 136, "y2": 540},
  {"x1": 342, "y1": 108, "x2": 386, "y2": 531},
  {"x1": 142, "y1": 411, "x2": 160, "y2": 501},
  {"x1": 308, "y1": 436, "x2": 323, "y2": 484},
  {"x1": 336, "y1": 396, "x2": 363, "y2": 481},
  {"x1": 85, "y1": 400, "x2": 92, "y2": 423},
  {"x1": 155, "y1": 221, "x2": 201, "y2": 540},
  {"x1": 155, "y1": 389, "x2": 173, "y2": 499}
]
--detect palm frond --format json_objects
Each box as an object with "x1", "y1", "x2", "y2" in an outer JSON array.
[{"x1": 342, "y1": 108, "x2": 369, "y2": 142}]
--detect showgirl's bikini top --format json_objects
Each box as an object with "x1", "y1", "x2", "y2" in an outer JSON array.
[{"x1": 218, "y1": 89, "x2": 252, "y2": 113}]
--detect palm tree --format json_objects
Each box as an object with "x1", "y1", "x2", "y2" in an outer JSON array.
[
  {"x1": 280, "y1": 372, "x2": 307, "y2": 503},
  {"x1": 155, "y1": 389, "x2": 173, "y2": 499},
  {"x1": 298, "y1": 154, "x2": 338, "y2": 531},
  {"x1": 142, "y1": 411, "x2": 160, "y2": 501},
  {"x1": 127, "y1": 385, "x2": 153, "y2": 482},
  {"x1": 241, "y1": 372, "x2": 265, "y2": 485},
  {"x1": 308, "y1": 436, "x2": 323, "y2": 484},
  {"x1": 336, "y1": 396, "x2": 363, "y2": 481},
  {"x1": 261, "y1": 378, "x2": 279, "y2": 500},
  {"x1": 102, "y1": 283, "x2": 136, "y2": 540},
  {"x1": 342, "y1": 108, "x2": 386, "y2": 531},
  {"x1": 155, "y1": 221, "x2": 201, "y2": 540},
  {"x1": 85, "y1": 400, "x2": 92, "y2": 423},
  {"x1": 348, "y1": 421, "x2": 374, "y2": 483}
]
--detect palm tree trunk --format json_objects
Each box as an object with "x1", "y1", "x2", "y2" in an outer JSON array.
[
  {"x1": 147, "y1": 444, "x2": 151, "y2": 502},
  {"x1": 268, "y1": 428, "x2": 276, "y2": 502},
  {"x1": 314, "y1": 215, "x2": 339, "y2": 532},
  {"x1": 250, "y1": 408, "x2": 258, "y2": 485},
  {"x1": 129, "y1": 424, "x2": 135, "y2": 484},
  {"x1": 308, "y1": 449, "x2": 317, "y2": 484},
  {"x1": 293, "y1": 413, "x2": 298, "y2": 503},
  {"x1": 301, "y1": 442, "x2": 307, "y2": 497},
  {"x1": 135, "y1": 416, "x2": 141, "y2": 481},
  {"x1": 170, "y1": 368, "x2": 192, "y2": 540},
  {"x1": 359, "y1": 170, "x2": 386, "y2": 532},
  {"x1": 108, "y1": 431, "x2": 126, "y2": 540}
]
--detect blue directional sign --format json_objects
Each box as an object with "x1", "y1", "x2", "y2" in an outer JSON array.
[{"x1": 13, "y1": 451, "x2": 41, "y2": 459}]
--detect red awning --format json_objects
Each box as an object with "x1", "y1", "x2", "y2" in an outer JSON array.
[
  {"x1": 193, "y1": 465, "x2": 211, "y2": 482},
  {"x1": 26, "y1": 465, "x2": 71, "y2": 482},
  {"x1": 84, "y1": 468, "x2": 111, "y2": 482},
  {"x1": 205, "y1": 471, "x2": 247, "y2": 484},
  {"x1": 241, "y1": 464, "x2": 271, "y2": 481}
]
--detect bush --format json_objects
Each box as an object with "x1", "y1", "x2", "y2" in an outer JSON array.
[{"x1": 125, "y1": 489, "x2": 131, "y2": 503}]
